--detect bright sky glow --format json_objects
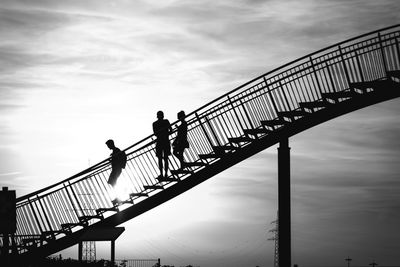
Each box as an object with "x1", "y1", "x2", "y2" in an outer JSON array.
[{"x1": 1, "y1": 0, "x2": 400, "y2": 266}]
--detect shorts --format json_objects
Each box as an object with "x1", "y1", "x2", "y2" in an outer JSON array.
[{"x1": 155, "y1": 140, "x2": 171, "y2": 158}]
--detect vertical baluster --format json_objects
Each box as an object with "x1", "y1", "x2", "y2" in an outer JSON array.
[
  {"x1": 378, "y1": 32, "x2": 388, "y2": 73},
  {"x1": 195, "y1": 112, "x2": 215, "y2": 149},
  {"x1": 278, "y1": 80, "x2": 291, "y2": 111},
  {"x1": 354, "y1": 50, "x2": 365, "y2": 82},
  {"x1": 63, "y1": 183, "x2": 81, "y2": 221},
  {"x1": 37, "y1": 196, "x2": 53, "y2": 233},
  {"x1": 264, "y1": 77, "x2": 279, "y2": 117},
  {"x1": 27, "y1": 198, "x2": 43, "y2": 233},
  {"x1": 204, "y1": 115, "x2": 222, "y2": 147},
  {"x1": 338, "y1": 45, "x2": 351, "y2": 86},
  {"x1": 310, "y1": 56, "x2": 324, "y2": 97},
  {"x1": 227, "y1": 96, "x2": 246, "y2": 134},
  {"x1": 396, "y1": 37, "x2": 400, "y2": 69},
  {"x1": 237, "y1": 98, "x2": 255, "y2": 129}
]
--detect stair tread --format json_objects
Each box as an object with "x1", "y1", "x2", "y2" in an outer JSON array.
[
  {"x1": 144, "y1": 185, "x2": 164, "y2": 190},
  {"x1": 213, "y1": 145, "x2": 238, "y2": 151},
  {"x1": 130, "y1": 192, "x2": 149, "y2": 197},
  {"x1": 228, "y1": 137, "x2": 253, "y2": 143},
  {"x1": 199, "y1": 153, "x2": 223, "y2": 159},
  {"x1": 243, "y1": 128, "x2": 270, "y2": 135},
  {"x1": 299, "y1": 100, "x2": 330, "y2": 109},
  {"x1": 184, "y1": 161, "x2": 207, "y2": 167},
  {"x1": 387, "y1": 70, "x2": 400, "y2": 78},
  {"x1": 260, "y1": 120, "x2": 286, "y2": 127},
  {"x1": 350, "y1": 81, "x2": 380, "y2": 89},
  {"x1": 61, "y1": 222, "x2": 87, "y2": 229},
  {"x1": 96, "y1": 207, "x2": 118, "y2": 213},
  {"x1": 278, "y1": 110, "x2": 308, "y2": 117},
  {"x1": 157, "y1": 175, "x2": 181, "y2": 181},
  {"x1": 322, "y1": 90, "x2": 355, "y2": 99},
  {"x1": 79, "y1": 215, "x2": 103, "y2": 220}
]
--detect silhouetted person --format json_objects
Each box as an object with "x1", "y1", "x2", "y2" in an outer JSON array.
[
  {"x1": 106, "y1": 139, "x2": 127, "y2": 187},
  {"x1": 153, "y1": 111, "x2": 172, "y2": 178},
  {"x1": 173, "y1": 110, "x2": 189, "y2": 169}
]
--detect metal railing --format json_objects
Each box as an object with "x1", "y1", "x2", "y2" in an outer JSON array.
[
  {"x1": 115, "y1": 259, "x2": 160, "y2": 267},
  {"x1": 10, "y1": 24, "x2": 400, "y2": 254}
]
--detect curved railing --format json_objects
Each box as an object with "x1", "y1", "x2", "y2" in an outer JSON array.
[{"x1": 8, "y1": 24, "x2": 400, "y2": 256}]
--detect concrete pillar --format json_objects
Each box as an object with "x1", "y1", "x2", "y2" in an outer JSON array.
[{"x1": 278, "y1": 138, "x2": 291, "y2": 267}]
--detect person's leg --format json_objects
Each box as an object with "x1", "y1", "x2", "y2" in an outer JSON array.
[
  {"x1": 164, "y1": 155, "x2": 169, "y2": 177},
  {"x1": 176, "y1": 149, "x2": 183, "y2": 168},
  {"x1": 158, "y1": 156, "x2": 163, "y2": 177}
]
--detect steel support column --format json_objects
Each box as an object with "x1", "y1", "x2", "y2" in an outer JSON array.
[
  {"x1": 278, "y1": 138, "x2": 291, "y2": 267},
  {"x1": 111, "y1": 240, "x2": 115, "y2": 265}
]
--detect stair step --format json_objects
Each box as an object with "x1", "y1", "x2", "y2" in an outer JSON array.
[
  {"x1": 299, "y1": 101, "x2": 330, "y2": 109},
  {"x1": 61, "y1": 222, "x2": 87, "y2": 229},
  {"x1": 243, "y1": 128, "x2": 270, "y2": 136},
  {"x1": 96, "y1": 207, "x2": 118, "y2": 214},
  {"x1": 144, "y1": 185, "x2": 164, "y2": 190},
  {"x1": 350, "y1": 81, "x2": 379, "y2": 90},
  {"x1": 199, "y1": 153, "x2": 223, "y2": 160},
  {"x1": 322, "y1": 90, "x2": 355, "y2": 100},
  {"x1": 183, "y1": 161, "x2": 207, "y2": 167},
  {"x1": 388, "y1": 70, "x2": 400, "y2": 79},
  {"x1": 130, "y1": 192, "x2": 149, "y2": 197},
  {"x1": 213, "y1": 145, "x2": 238, "y2": 152},
  {"x1": 278, "y1": 110, "x2": 308, "y2": 118},
  {"x1": 157, "y1": 175, "x2": 181, "y2": 181},
  {"x1": 42, "y1": 230, "x2": 68, "y2": 237},
  {"x1": 112, "y1": 199, "x2": 134, "y2": 205},
  {"x1": 261, "y1": 119, "x2": 286, "y2": 127},
  {"x1": 22, "y1": 238, "x2": 40, "y2": 245},
  {"x1": 228, "y1": 136, "x2": 253, "y2": 143},
  {"x1": 79, "y1": 215, "x2": 103, "y2": 222}
]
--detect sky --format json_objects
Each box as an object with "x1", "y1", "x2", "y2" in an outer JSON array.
[{"x1": 1, "y1": 0, "x2": 400, "y2": 266}]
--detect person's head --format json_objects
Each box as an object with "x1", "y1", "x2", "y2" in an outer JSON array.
[
  {"x1": 177, "y1": 110, "x2": 185, "y2": 120},
  {"x1": 157, "y1": 110, "x2": 164, "y2": 120},
  {"x1": 105, "y1": 139, "x2": 115, "y2": 149}
]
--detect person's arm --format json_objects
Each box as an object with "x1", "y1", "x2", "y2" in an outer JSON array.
[
  {"x1": 152, "y1": 122, "x2": 157, "y2": 136},
  {"x1": 168, "y1": 120, "x2": 173, "y2": 134}
]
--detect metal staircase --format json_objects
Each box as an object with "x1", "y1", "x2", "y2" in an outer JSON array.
[{"x1": 2, "y1": 24, "x2": 400, "y2": 262}]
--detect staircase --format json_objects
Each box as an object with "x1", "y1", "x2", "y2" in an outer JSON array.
[{"x1": 3, "y1": 24, "x2": 400, "y2": 261}]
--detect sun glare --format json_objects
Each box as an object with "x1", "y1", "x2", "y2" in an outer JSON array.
[{"x1": 113, "y1": 174, "x2": 132, "y2": 201}]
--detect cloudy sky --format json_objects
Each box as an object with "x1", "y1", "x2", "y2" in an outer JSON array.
[{"x1": 1, "y1": 0, "x2": 400, "y2": 266}]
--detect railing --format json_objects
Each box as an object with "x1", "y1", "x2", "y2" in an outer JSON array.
[
  {"x1": 11, "y1": 24, "x2": 400, "y2": 254},
  {"x1": 115, "y1": 258, "x2": 160, "y2": 267}
]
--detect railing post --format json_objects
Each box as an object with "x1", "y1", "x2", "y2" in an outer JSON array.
[
  {"x1": 310, "y1": 56, "x2": 324, "y2": 96},
  {"x1": 354, "y1": 50, "x2": 365, "y2": 82},
  {"x1": 27, "y1": 199, "x2": 43, "y2": 233},
  {"x1": 378, "y1": 32, "x2": 388, "y2": 73},
  {"x1": 338, "y1": 45, "x2": 352, "y2": 86},
  {"x1": 278, "y1": 80, "x2": 291, "y2": 111},
  {"x1": 227, "y1": 96, "x2": 246, "y2": 131},
  {"x1": 263, "y1": 77, "x2": 279, "y2": 116},
  {"x1": 396, "y1": 37, "x2": 400, "y2": 70},
  {"x1": 238, "y1": 98, "x2": 256, "y2": 129},
  {"x1": 278, "y1": 138, "x2": 291, "y2": 267},
  {"x1": 204, "y1": 116, "x2": 222, "y2": 147},
  {"x1": 37, "y1": 197, "x2": 53, "y2": 233},
  {"x1": 195, "y1": 112, "x2": 215, "y2": 148}
]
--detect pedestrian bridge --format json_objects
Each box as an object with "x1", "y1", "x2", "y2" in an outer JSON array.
[{"x1": 3, "y1": 24, "x2": 400, "y2": 263}]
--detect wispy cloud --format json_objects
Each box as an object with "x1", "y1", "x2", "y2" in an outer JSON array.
[{"x1": 1, "y1": 0, "x2": 400, "y2": 266}]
